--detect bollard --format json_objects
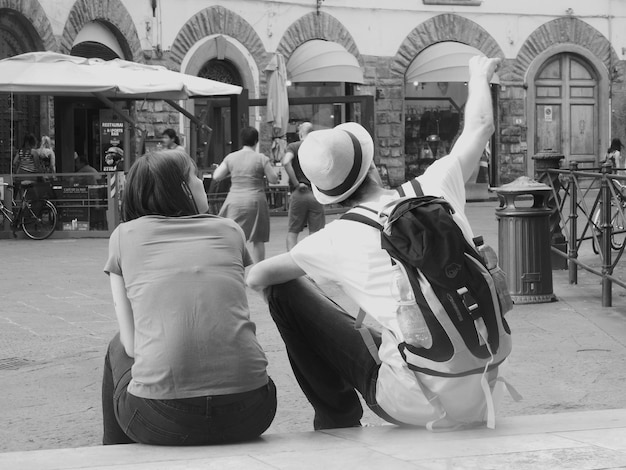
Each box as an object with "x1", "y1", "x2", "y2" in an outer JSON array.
[
  {"x1": 568, "y1": 161, "x2": 579, "y2": 285},
  {"x1": 496, "y1": 176, "x2": 556, "y2": 304}
]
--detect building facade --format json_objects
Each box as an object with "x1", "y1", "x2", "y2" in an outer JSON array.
[{"x1": 1, "y1": 0, "x2": 626, "y2": 187}]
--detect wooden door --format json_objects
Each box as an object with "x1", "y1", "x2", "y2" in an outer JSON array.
[{"x1": 535, "y1": 54, "x2": 598, "y2": 165}]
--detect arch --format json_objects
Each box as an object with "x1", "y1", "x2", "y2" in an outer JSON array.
[
  {"x1": 392, "y1": 14, "x2": 503, "y2": 78},
  {"x1": 60, "y1": 0, "x2": 142, "y2": 62},
  {"x1": 276, "y1": 12, "x2": 363, "y2": 67},
  {"x1": 179, "y1": 34, "x2": 260, "y2": 96},
  {"x1": 0, "y1": 0, "x2": 56, "y2": 52},
  {"x1": 513, "y1": 17, "x2": 617, "y2": 84},
  {"x1": 170, "y1": 5, "x2": 267, "y2": 85}
]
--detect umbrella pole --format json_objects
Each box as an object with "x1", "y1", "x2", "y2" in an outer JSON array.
[{"x1": 9, "y1": 92, "x2": 13, "y2": 181}]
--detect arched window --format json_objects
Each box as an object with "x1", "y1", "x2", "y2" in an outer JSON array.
[{"x1": 198, "y1": 59, "x2": 243, "y2": 86}]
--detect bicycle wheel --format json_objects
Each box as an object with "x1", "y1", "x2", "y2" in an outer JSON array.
[
  {"x1": 591, "y1": 202, "x2": 626, "y2": 252},
  {"x1": 21, "y1": 200, "x2": 57, "y2": 240},
  {"x1": 610, "y1": 204, "x2": 626, "y2": 250},
  {"x1": 591, "y1": 205, "x2": 602, "y2": 254}
]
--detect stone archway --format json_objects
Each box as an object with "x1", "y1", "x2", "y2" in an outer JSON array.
[
  {"x1": 512, "y1": 17, "x2": 616, "y2": 84},
  {"x1": 59, "y1": 0, "x2": 142, "y2": 62},
  {"x1": 0, "y1": 2, "x2": 54, "y2": 173},
  {"x1": 517, "y1": 18, "x2": 619, "y2": 173},
  {"x1": 392, "y1": 13, "x2": 503, "y2": 78},
  {"x1": 276, "y1": 11, "x2": 363, "y2": 66},
  {"x1": 169, "y1": 5, "x2": 267, "y2": 83},
  {"x1": 0, "y1": 0, "x2": 56, "y2": 53}
]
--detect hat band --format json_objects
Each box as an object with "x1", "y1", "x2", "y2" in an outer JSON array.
[{"x1": 317, "y1": 130, "x2": 363, "y2": 197}]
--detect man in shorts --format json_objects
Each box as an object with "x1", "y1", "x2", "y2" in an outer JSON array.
[{"x1": 283, "y1": 122, "x2": 325, "y2": 250}]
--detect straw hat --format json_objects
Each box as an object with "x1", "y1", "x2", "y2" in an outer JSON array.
[{"x1": 299, "y1": 122, "x2": 374, "y2": 204}]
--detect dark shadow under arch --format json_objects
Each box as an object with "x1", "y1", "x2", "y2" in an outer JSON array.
[
  {"x1": 392, "y1": 14, "x2": 503, "y2": 79},
  {"x1": 60, "y1": 0, "x2": 142, "y2": 62}
]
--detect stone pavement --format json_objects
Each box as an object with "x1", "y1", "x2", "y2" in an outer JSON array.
[{"x1": 1, "y1": 201, "x2": 626, "y2": 454}]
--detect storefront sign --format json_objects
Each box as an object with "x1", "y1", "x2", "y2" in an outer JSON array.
[{"x1": 100, "y1": 109, "x2": 126, "y2": 172}]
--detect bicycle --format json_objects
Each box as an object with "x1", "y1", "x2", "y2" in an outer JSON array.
[
  {"x1": 591, "y1": 178, "x2": 626, "y2": 253},
  {"x1": 0, "y1": 180, "x2": 58, "y2": 240}
]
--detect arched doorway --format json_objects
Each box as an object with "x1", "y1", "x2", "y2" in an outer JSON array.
[
  {"x1": 195, "y1": 58, "x2": 244, "y2": 167},
  {"x1": 532, "y1": 53, "x2": 599, "y2": 166},
  {"x1": 0, "y1": 9, "x2": 42, "y2": 173}
]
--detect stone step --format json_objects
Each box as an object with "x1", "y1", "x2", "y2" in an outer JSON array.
[{"x1": 1, "y1": 409, "x2": 625, "y2": 470}]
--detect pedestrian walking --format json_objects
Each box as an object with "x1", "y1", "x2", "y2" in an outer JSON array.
[
  {"x1": 213, "y1": 126, "x2": 279, "y2": 263},
  {"x1": 283, "y1": 122, "x2": 326, "y2": 250}
]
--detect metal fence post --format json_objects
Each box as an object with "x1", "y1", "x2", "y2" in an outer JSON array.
[
  {"x1": 601, "y1": 162, "x2": 613, "y2": 307},
  {"x1": 568, "y1": 161, "x2": 578, "y2": 284}
]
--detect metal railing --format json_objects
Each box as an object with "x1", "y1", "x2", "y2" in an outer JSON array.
[{"x1": 542, "y1": 162, "x2": 626, "y2": 306}]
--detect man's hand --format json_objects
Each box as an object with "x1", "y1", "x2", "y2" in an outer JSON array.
[{"x1": 468, "y1": 56, "x2": 501, "y2": 84}]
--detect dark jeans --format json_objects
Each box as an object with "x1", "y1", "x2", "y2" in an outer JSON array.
[
  {"x1": 266, "y1": 277, "x2": 400, "y2": 430},
  {"x1": 102, "y1": 334, "x2": 277, "y2": 445}
]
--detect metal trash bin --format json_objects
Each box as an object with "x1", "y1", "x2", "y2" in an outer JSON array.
[{"x1": 496, "y1": 176, "x2": 556, "y2": 304}]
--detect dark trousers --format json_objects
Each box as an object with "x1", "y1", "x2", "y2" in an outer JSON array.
[
  {"x1": 266, "y1": 277, "x2": 398, "y2": 430},
  {"x1": 102, "y1": 333, "x2": 277, "y2": 445}
]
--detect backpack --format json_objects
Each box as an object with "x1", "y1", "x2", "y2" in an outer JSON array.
[{"x1": 341, "y1": 179, "x2": 517, "y2": 430}]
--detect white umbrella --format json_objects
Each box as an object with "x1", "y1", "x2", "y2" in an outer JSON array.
[
  {"x1": 0, "y1": 51, "x2": 242, "y2": 99},
  {"x1": 265, "y1": 53, "x2": 289, "y2": 163}
]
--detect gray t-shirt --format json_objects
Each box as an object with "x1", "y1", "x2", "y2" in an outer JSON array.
[{"x1": 104, "y1": 215, "x2": 268, "y2": 399}]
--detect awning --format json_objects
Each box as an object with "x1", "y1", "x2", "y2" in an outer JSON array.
[
  {"x1": 406, "y1": 42, "x2": 500, "y2": 84},
  {"x1": 287, "y1": 40, "x2": 364, "y2": 84},
  {"x1": 0, "y1": 51, "x2": 242, "y2": 99}
]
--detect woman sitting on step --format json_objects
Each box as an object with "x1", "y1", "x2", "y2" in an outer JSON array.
[{"x1": 101, "y1": 149, "x2": 276, "y2": 445}]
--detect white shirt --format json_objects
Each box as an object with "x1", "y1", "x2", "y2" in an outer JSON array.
[{"x1": 290, "y1": 157, "x2": 487, "y2": 424}]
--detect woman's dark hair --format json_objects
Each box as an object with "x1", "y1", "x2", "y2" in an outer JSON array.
[
  {"x1": 609, "y1": 138, "x2": 623, "y2": 153},
  {"x1": 22, "y1": 133, "x2": 37, "y2": 148},
  {"x1": 162, "y1": 128, "x2": 181, "y2": 146},
  {"x1": 122, "y1": 149, "x2": 199, "y2": 221},
  {"x1": 240, "y1": 126, "x2": 259, "y2": 147}
]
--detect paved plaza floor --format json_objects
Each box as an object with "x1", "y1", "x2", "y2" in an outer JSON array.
[{"x1": 1, "y1": 201, "x2": 626, "y2": 458}]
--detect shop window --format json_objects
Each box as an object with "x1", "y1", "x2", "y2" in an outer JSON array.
[
  {"x1": 198, "y1": 59, "x2": 243, "y2": 86},
  {"x1": 404, "y1": 81, "x2": 465, "y2": 178}
]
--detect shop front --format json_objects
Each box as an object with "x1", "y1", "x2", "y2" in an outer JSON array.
[
  {"x1": 191, "y1": 39, "x2": 373, "y2": 211},
  {"x1": 0, "y1": 51, "x2": 242, "y2": 238},
  {"x1": 404, "y1": 42, "x2": 500, "y2": 199}
]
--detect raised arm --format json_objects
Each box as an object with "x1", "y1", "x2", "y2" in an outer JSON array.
[{"x1": 448, "y1": 56, "x2": 500, "y2": 183}]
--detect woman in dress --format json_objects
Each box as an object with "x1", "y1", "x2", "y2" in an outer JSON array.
[
  {"x1": 102, "y1": 149, "x2": 276, "y2": 445},
  {"x1": 213, "y1": 126, "x2": 279, "y2": 263}
]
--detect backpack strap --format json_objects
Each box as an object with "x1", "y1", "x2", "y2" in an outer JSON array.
[
  {"x1": 340, "y1": 205, "x2": 384, "y2": 365},
  {"x1": 339, "y1": 205, "x2": 382, "y2": 230},
  {"x1": 355, "y1": 308, "x2": 381, "y2": 365},
  {"x1": 397, "y1": 179, "x2": 424, "y2": 198}
]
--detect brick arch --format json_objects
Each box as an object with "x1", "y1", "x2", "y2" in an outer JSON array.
[
  {"x1": 169, "y1": 6, "x2": 267, "y2": 72},
  {"x1": 511, "y1": 17, "x2": 618, "y2": 83},
  {"x1": 0, "y1": 0, "x2": 56, "y2": 52},
  {"x1": 392, "y1": 14, "x2": 503, "y2": 78},
  {"x1": 276, "y1": 12, "x2": 362, "y2": 66},
  {"x1": 60, "y1": 0, "x2": 142, "y2": 62}
]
